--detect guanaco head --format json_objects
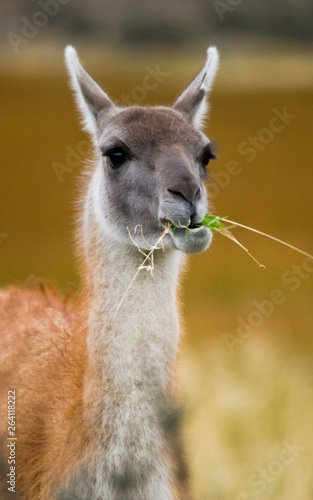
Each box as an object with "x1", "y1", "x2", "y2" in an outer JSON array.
[{"x1": 65, "y1": 46, "x2": 219, "y2": 254}]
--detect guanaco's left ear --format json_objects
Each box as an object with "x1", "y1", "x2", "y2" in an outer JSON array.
[
  {"x1": 64, "y1": 45, "x2": 118, "y2": 142},
  {"x1": 173, "y1": 47, "x2": 219, "y2": 129}
]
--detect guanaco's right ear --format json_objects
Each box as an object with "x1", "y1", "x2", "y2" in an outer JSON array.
[
  {"x1": 173, "y1": 46, "x2": 219, "y2": 129},
  {"x1": 64, "y1": 45, "x2": 117, "y2": 141}
]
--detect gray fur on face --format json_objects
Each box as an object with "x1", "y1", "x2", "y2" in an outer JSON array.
[{"x1": 98, "y1": 106, "x2": 213, "y2": 253}]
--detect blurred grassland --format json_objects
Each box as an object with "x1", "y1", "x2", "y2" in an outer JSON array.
[{"x1": 0, "y1": 44, "x2": 313, "y2": 499}]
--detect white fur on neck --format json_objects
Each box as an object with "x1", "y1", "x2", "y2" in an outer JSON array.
[{"x1": 81, "y1": 177, "x2": 184, "y2": 499}]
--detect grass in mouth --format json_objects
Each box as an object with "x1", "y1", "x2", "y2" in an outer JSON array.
[{"x1": 187, "y1": 214, "x2": 313, "y2": 268}]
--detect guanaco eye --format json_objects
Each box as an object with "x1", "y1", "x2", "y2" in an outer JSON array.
[
  {"x1": 200, "y1": 144, "x2": 216, "y2": 169},
  {"x1": 107, "y1": 149, "x2": 127, "y2": 169}
]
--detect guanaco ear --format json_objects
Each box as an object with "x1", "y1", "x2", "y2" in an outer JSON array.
[
  {"x1": 64, "y1": 45, "x2": 118, "y2": 141},
  {"x1": 173, "y1": 46, "x2": 219, "y2": 129}
]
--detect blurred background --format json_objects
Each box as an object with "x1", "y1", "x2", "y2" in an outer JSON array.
[{"x1": 1, "y1": 1, "x2": 313, "y2": 498}]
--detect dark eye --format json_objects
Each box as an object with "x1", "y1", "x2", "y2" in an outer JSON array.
[
  {"x1": 107, "y1": 149, "x2": 127, "y2": 169},
  {"x1": 201, "y1": 154, "x2": 211, "y2": 168},
  {"x1": 201, "y1": 145, "x2": 216, "y2": 169}
]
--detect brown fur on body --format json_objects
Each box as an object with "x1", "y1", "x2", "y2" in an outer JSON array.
[{"x1": 0, "y1": 285, "x2": 89, "y2": 499}]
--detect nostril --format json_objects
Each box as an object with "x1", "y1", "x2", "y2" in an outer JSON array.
[
  {"x1": 168, "y1": 187, "x2": 200, "y2": 206},
  {"x1": 167, "y1": 188, "x2": 197, "y2": 221},
  {"x1": 168, "y1": 187, "x2": 201, "y2": 204},
  {"x1": 167, "y1": 189, "x2": 186, "y2": 201},
  {"x1": 194, "y1": 188, "x2": 201, "y2": 201}
]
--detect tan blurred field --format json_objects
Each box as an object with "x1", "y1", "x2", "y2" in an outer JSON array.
[{"x1": 1, "y1": 44, "x2": 313, "y2": 499}]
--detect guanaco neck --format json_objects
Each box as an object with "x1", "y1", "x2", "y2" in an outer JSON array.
[{"x1": 81, "y1": 178, "x2": 184, "y2": 441}]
